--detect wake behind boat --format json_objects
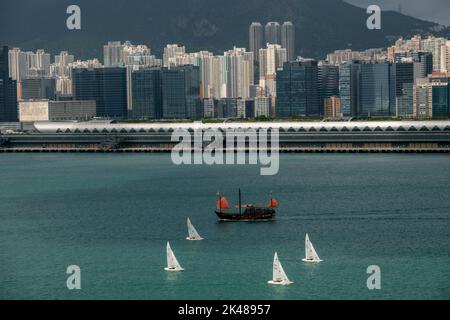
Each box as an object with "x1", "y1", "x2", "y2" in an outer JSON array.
[
  {"x1": 165, "y1": 242, "x2": 184, "y2": 272},
  {"x1": 302, "y1": 234, "x2": 323, "y2": 263},
  {"x1": 215, "y1": 189, "x2": 278, "y2": 221},
  {"x1": 268, "y1": 252, "x2": 293, "y2": 286},
  {"x1": 186, "y1": 218, "x2": 203, "y2": 241}
]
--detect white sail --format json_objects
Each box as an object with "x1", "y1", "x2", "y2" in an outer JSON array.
[
  {"x1": 302, "y1": 234, "x2": 323, "y2": 263},
  {"x1": 186, "y1": 218, "x2": 203, "y2": 241},
  {"x1": 268, "y1": 252, "x2": 293, "y2": 285},
  {"x1": 165, "y1": 242, "x2": 184, "y2": 271}
]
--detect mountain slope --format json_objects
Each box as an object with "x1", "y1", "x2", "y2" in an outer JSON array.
[{"x1": 1, "y1": 0, "x2": 449, "y2": 60}]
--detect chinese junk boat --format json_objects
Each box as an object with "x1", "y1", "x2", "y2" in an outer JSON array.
[{"x1": 215, "y1": 189, "x2": 278, "y2": 221}]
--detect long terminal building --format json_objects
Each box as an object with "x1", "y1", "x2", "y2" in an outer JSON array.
[{"x1": 1, "y1": 120, "x2": 450, "y2": 152}]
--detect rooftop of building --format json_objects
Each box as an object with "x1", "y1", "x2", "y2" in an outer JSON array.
[{"x1": 33, "y1": 120, "x2": 450, "y2": 134}]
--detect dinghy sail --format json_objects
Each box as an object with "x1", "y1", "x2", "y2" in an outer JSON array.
[
  {"x1": 268, "y1": 252, "x2": 293, "y2": 285},
  {"x1": 165, "y1": 242, "x2": 184, "y2": 271},
  {"x1": 186, "y1": 218, "x2": 204, "y2": 241},
  {"x1": 302, "y1": 234, "x2": 323, "y2": 263}
]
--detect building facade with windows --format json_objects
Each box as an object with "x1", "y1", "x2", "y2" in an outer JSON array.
[
  {"x1": 72, "y1": 67, "x2": 127, "y2": 119},
  {"x1": 276, "y1": 60, "x2": 319, "y2": 117}
]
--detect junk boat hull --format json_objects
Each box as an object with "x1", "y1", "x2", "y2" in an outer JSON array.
[
  {"x1": 215, "y1": 209, "x2": 276, "y2": 221},
  {"x1": 215, "y1": 208, "x2": 276, "y2": 221},
  {"x1": 215, "y1": 189, "x2": 278, "y2": 221}
]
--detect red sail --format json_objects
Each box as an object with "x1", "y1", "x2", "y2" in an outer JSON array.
[
  {"x1": 217, "y1": 197, "x2": 230, "y2": 210},
  {"x1": 269, "y1": 198, "x2": 279, "y2": 208}
]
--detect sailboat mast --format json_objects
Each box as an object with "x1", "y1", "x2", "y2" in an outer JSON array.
[
  {"x1": 239, "y1": 188, "x2": 242, "y2": 215},
  {"x1": 269, "y1": 191, "x2": 272, "y2": 207}
]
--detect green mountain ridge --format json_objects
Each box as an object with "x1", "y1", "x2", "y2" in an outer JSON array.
[{"x1": 1, "y1": 0, "x2": 449, "y2": 60}]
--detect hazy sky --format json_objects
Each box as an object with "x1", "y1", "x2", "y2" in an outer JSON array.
[{"x1": 345, "y1": 0, "x2": 450, "y2": 26}]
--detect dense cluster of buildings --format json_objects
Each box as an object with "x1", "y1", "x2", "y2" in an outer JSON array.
[{"x1": 1, "y1": 26, "x2": 450, "y2": 125}]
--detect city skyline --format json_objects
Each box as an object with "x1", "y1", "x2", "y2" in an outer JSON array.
[
  {"x1": 2, "y1": 31, "x2": 450, "y2": 123},
  {"x1": 1, "y1": 0, "x2": 450, "y2": 124}
]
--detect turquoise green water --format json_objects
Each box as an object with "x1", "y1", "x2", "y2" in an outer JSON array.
[{"x1": 0, "y1": 154, "x2": 449, "y2": 300}]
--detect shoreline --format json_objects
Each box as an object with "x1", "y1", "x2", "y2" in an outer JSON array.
[{"x1": 1, "y1": 147, "x2": 449, "y2": 153}]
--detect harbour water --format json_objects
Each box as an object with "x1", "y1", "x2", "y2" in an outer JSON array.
[{"x1": 0, "y1": 154, "x2": 449, "y2": 300}]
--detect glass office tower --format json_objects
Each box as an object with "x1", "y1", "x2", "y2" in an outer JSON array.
[
  {"x1": 0, "y1": 46, "x2": 18, "y2": 122},
  {"x1": 131, "y1": 68, "x2": 162, "y2": 119},
  {"x1": 359, "y1": 62, "x2": 396, "y2": 117},
  {"x1": 161, "y1": 65, "x2": 200, "y2": 119},
  {"x1": 276, "y1": 60, "x2": 319, "y2": 117},
  {"x1": 72, "y1": 67, "x2": 127, "y2": 119}
]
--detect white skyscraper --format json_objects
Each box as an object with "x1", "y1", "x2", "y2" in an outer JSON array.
[
  {"x1": 8, "y1": 48, "x2": 52, "y2": 99},
  {"x1": 265, "y1": 22, "x2": 281, "y2": 45},
  {"x1": 34, "y1": 49, "x2": 51, "y2": 76},
  {"x1": 53, "y1": 51, "x2": 74, "y2": 77},
  {"x1": 8, "y1": 48, "x2": 29, "y2": 81},
  {"x1": 212, "y1": 55, "x2": 227, "y2": 99},
  {"x1": 259, "y1": 44, "x2": 287, "y2": 78},
  {"x1": 224, "y1": 47, "x2": 254, "y2": 99},
  {"x1": 163, "y1": 44, "x2": 187, "y2": 67},
  {"x1": 51, "y1": 52, "x2": 74, "y2": 95},
  {"x1": 281, "y1": 21, "x2": 295, "y2": 62},
  {"x1": 123, "y1": 42, "x2": 160, "y2": 67},
  {"x1": 394, "y1": 35, "x2": 423, "y2": 52},
  {"x1": 440, "y1": 41, "x2": 450, "y2": 73},
  {"x1": 259, "y1": 44, "x2": 287, "y2": 97},
  {"x1": 103, "y1": 41, "x2": 125, "y2": 67},
  {"x1": 189, "y1": 51, "x2": 225, "y2": 99},
  {"x1": 249, "y1": 22, "x2": 264, "y2": 61},
  {"x1": 161, "y1": 46, "x2": 254, "y2": 100},
  {"x1": 422, "y1": 36, "x2": 447, "y2": 72},
  {"x1": 69, "y1": 58, "x2": 103, "y2": 69},
  {"x1": 55, "y1": 77, "x2": 73, "y2": 96}
]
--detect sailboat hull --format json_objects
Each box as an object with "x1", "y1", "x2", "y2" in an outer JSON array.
[
  {"x1": 165, "y1": 267, "x2": 184, "y2": 272},
  {"x1": 186, "y1": 237, "x2": 203, "y2": 241},
  {"x1": 268, "y1": 280, "x2": 293, "y2": 286},
  {"x1": 302, "y1": 258, "x2": 323, "y2": 264}
]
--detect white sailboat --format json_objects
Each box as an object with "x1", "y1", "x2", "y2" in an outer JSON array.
[
  {"x1": 164, "y1": 242, "x2": 184, "y2": 272},
  {"x1": 302, "y1": 234, "x2": 323, "y2": 263},
  {"x1": 186, "y1": 218, "x2": 204, "y2": 241},
  {"x1": 268, "y1": 252, "x2": 293, "y2": 285}
]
